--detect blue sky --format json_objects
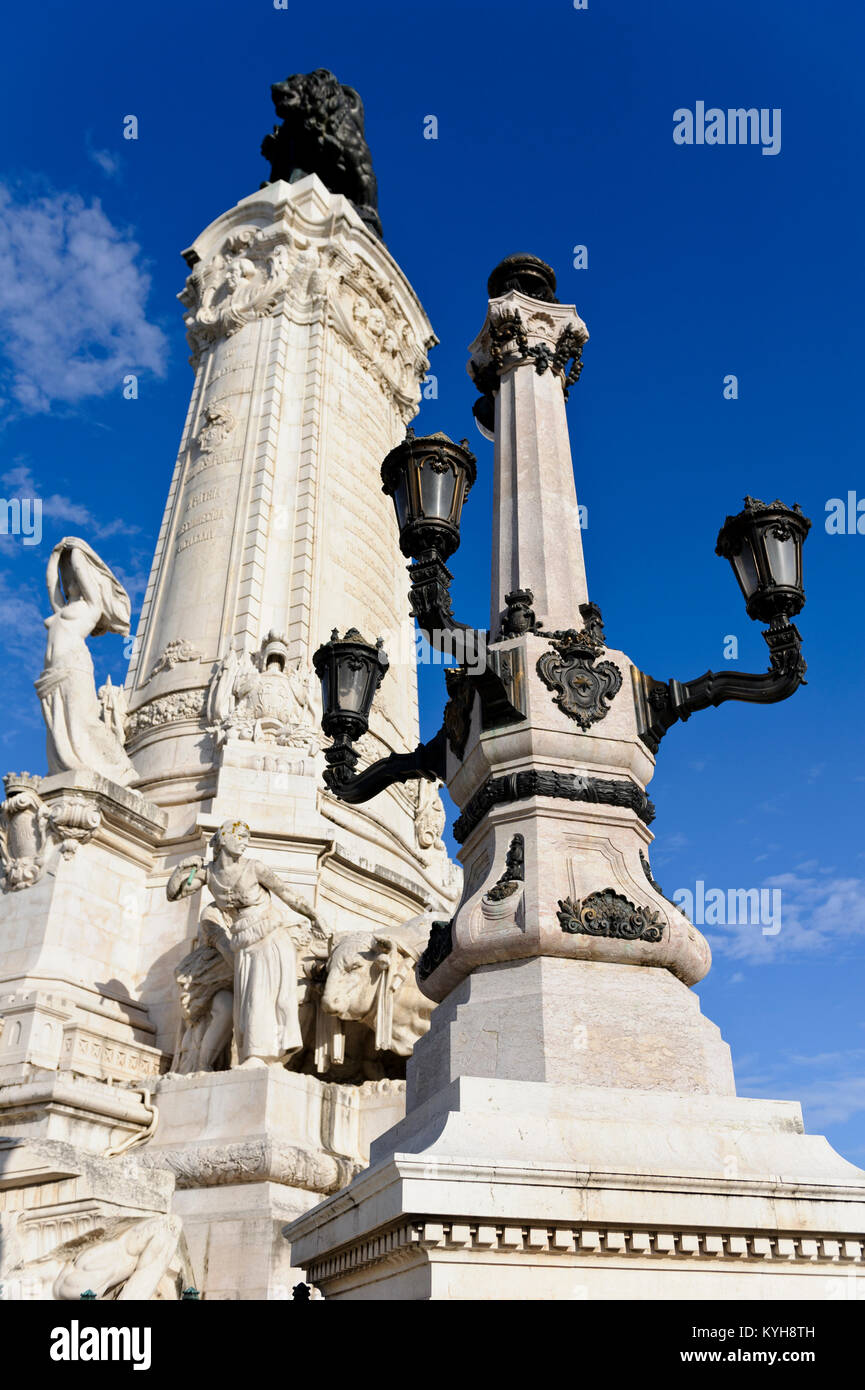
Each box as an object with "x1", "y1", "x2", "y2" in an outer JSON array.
[{"x1": 1, "y1": 1, "x2": 863, "y2": 1162}]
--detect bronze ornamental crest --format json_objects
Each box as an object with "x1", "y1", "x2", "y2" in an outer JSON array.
[
  {"x1": 557, "y1": 888, "x2": 665, "y2": 943},
  {"x1": 536, "y1": 602, "x2": 622, "y2": 729}
]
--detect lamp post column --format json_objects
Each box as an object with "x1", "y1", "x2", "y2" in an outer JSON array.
[{"x1": 469, "y1": 256, "x2": 590, "y2": 632}]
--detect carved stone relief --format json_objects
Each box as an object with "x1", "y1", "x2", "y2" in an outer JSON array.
[
  {"x1": 0, "y1": 774, "x2": 102, "y2": 892},
  {"x1": 557, "y1": 889, "x2": 665, "y2": 943},
  {"x1": 206, "y1": 633, "x2": 320, "y2": 750}
]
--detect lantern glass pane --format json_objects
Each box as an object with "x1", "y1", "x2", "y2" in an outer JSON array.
[
  {"x1": 731, "y1": 543, "x2": 760, "y2": 598},
  {"x1": 418, "y1": 461, "x2": 456, "y2": 521},
  {"x1": 763, "y1": 530, "x2": 799, "y2": 588},
  {"x1": 319, "y1": 666, "x2": 333, "y2": 715},
  {"x1": 336, "y1": 660, "x2": 371, "y2": 713},
  {"x1": 392, "y1": 478, "x2": 412, "y2": 531}
]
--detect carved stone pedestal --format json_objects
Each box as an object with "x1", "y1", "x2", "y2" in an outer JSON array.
[
  {"x1": 286, "y1": 967, "x2": 865, "y2": 1299},
  {"x1": 139, "y1": 1066, "x2": 405, "y2": 1298},
  {"x1": 0, "y1": 772, "x2": 167, "y2": 1153}
]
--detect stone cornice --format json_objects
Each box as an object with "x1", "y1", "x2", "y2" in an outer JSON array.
[{"x1": 302, "y1": 1218, "x2": 865, "y2": 1286}]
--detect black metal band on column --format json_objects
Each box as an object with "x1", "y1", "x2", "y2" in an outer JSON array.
[{"x1": 452, "y1": 769, "x2": 656, "y2": 844}]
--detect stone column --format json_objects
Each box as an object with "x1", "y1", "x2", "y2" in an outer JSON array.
[
  {"x1": 125, "y1": 174, "x2": 434, "y2": 802},
  {"x1": 120, "y1": 174, "x2": 460, "y2": 1054},
  {"x1": 468, "y1": 260, "x2": 590, "y2": 632}
]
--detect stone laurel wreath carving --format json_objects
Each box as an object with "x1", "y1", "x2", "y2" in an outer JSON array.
[
  {"x1": 416, "y1": 919, "x2": 454, "y2": 983},
  {"x1": 453, "y1": 768, "x2": 655, "y2": 844},
  {"x1": 484, "y1": 834, "x2": 525, "y2": 903},
  {"x1": 536, "y1": 603, "x2": 622, "y2": 729},
  {"x1": 557, "y1": 889, "x2": 666, "y2": 943},
  {"x1": 125, "y1": 690, "x2": 207, "y2": 741}
]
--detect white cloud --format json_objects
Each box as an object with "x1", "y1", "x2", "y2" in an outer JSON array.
[
  {"x1": 0, "y1": 568, "x2": 45, "y2": 661},
  {"x1": 0, "y1": 184, "x2": 167, "y2": 413},
  {"x1": 1, "y1": 465, "x2": 140, "y2": 541},
  {"x1": 88, "y1": 148, "x2": 120, "y2": 179},
  {"x1": 706, "y1": 870, "x2": 865, "y2": 963}
]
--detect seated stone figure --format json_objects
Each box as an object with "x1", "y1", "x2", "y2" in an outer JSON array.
[{"x1": 167, "y1": 820, "x2": 329, "y2": 1068}]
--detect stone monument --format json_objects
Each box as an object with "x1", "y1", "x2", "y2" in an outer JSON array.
[
  {"x1": 0, "y1": 71, "x2": 459, "y2": 1301},
  {"x1": 285, "y1": 255, "x2": 865, "y2": 1299}
]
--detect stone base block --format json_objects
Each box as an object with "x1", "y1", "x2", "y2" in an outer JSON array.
[
  {"x1": 171, "y1": 1182, "x2": 321, "y2": 1301},
  {"x1": 285, "y1": 1077, "x2": 865, "y2": 1300},
  {"x1": 408, "y1": 958, "x2": 735, "y2": 1105},
  {"x1": 138, "y1": 1066, "x2": 406, "y2": 1297},
  {"x1": 0, "y1": 1070, "x2": 156, "y2": 1152}
]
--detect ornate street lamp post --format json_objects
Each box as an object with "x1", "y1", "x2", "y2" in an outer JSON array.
[
  {"x1": 313, "y1": 253, "x2": 811, "y2": 903},
  {"x1": 312, "y1": 252, "x2": 811, "y2": 1007},
  {"x1": 287, "y1": 251, "x2": 854, "y2": 1305}
]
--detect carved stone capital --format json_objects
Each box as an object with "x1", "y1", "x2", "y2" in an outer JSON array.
[
  {"x1": 0, "y1": 776, "x2": 101, "y2": 891},
  {"x1": 468, "y1": 290, "x2": 589, "y2": 396},
  {"x1": 178, "y1": 182, "x2": 436, "y2": 420}
]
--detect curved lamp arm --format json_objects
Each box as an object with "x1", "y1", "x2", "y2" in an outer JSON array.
[
  {"x1": 322, "y1": 728, "x2": 447, "y2": 804},
  {"x1": 408, "y1": 550, "x2": 527, "y2": 731},
  {"x1": 407, "y1": 549, "x2": 484, "y2": 666},
  {"x1": 633, "y1": 618, "x2": 806, "y2": 754}
]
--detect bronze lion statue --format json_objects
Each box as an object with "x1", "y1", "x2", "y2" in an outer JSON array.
[{"x1": 261, "y1": 68, "x2": 382, "y2": 239}]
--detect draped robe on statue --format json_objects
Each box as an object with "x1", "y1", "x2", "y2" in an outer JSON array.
[{"x1": 36, "y1": 537, "x2": 136, "y2": 785}]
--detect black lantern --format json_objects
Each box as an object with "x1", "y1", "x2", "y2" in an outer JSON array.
[
  {"x1": 381, "y1": 430, "x2": 477, "y2": 560},
  {"x1": 312, "y1": 628, "x2": 389, "y2": 747},
  {"x1": 716, "y1": 496, "x2": 810, "y2": 624}
]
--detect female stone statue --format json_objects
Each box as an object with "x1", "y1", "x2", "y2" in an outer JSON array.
[
  {"x1": 167, "y1": 820, "x2": 329, "y2": 1067},
  {"x1": 36, "y1": 537, "x2": 136, "y2": 785}
]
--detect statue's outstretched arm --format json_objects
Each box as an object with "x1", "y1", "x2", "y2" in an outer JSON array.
[
  {"x1": 167, "y1": 857, "x2": 207, "y2": 902},
  {"x1": 255, "y1": 862, "x2": 329, "y2": 939}
]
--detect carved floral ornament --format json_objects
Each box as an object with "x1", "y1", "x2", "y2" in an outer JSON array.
[
  {"x1": 0, "y1": 773, "x2": 101, "y2": 892},
  {"x1": 558, "y1": 889, "x2": 666, "y2": 943}
]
